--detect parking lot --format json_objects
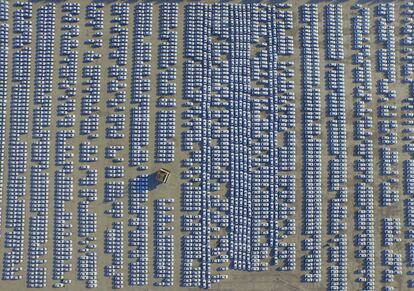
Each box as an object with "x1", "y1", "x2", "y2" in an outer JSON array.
[{"x1": 0, "y1": 1, "x2": 413, "y2": 291}]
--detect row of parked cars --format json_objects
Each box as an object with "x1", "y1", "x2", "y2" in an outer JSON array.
[
  {"x1": 181, "y1": 2, "x2": 297, "y2": 288},
  {"x1": 103, "y1": 3, "x2": 130, "y2": 289},
  {"x1": 300, "y1": 4, "x2": 323, "y2": 283},
  {"x1": 324, "y1": 5, "x2": 348, "y2": 291},
  {"x1": 375, "y1": 4, "x2": 402, "y2": 290},
  {"x1": 153, "y1": 199, "x2": 175, "y2": 286},
  {"x1": 128, "y1": 3, "x2": 153, "y2": 286},
  {"x1": 351, "y1": 6, "x2": 376, "y2": 291},
  {"x1": 27, "y1": 3, "x2": 56, "y2": 288},
  {"x1": 76, "y1": 2, "x2": 105, "y2": 288},
  {"x1": 129, "y1": 4, "x2": 152, "y2": 171},
  {"x1": 401, "y1": 2, "x2": 414, "y2": 289},
  {"x1": 0, "y1": 4, "x2": 8, "y2": 279},
  {"x1": 182, "y1": 4, "x2": 231, "y2": 288},
  {"x1": 4, "y1": 1, "x2": 32, "y2": 284},
  {"x1": 155, "y1": 3, "x2": 178, "y2": 165},
  {"x1": 53, "y1": 3, "x2": 81, "y2": 288}
]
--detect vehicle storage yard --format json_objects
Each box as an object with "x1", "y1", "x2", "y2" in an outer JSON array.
[{"x1": 0, "y1": 0, "x2": 414, "y2": 290}]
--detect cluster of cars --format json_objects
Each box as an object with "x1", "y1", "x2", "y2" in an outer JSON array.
[
  {"x1": 0, "y1": 0, "x2": 7, "y2": 261},
  {"x1": 181, "y1": 4, "x2": 229, "y2": 288},
  {"x1": 401, "y1": 3, "x2": 414, "y2": 288},
  {"x1": 127, "y1": 4, "x2": 153, "y2": 286},
  {"x1": 226, "y1": 4, "x2": 259, "y2": 273},
  {"x1": 0, "y1": 0, "x2": 7, "y2": 21},
  {"x1": 105, "y1": 222, "x2": 124, "y2": 289},
  {"x1": 153, "y1": 199, "x2": 174, "y2": 286},
  {"x1": 155, "y1": 111, "x2": 175, "y2": 163},
  {"x1": 129, "y1": 3, "x2": 152, "y2": 170},
  {"x1": 264, "y1": 4, "x2": 296, "y2": 272},
  {"x1": 0, "y1": 6, "x2": 6, "y2": 281},
  {"x1": 12, "y1": 2, "x2": 32, "y2": 48},
  {"x1": 324, "y1": 5, "x2": 348, "y2": 291},
  {"x1": 3, "y1": 1, "x2": 32, "y2": 283},
  {"x1": 4, "y1": 1, "x2": 414, "y2": 290},
  {"x1": 157, "y1": 3, "x2": 177, "y2": 95},
  {"x1": 128, "y1": 175, "x2": 149, "y2": 286},
  {"x1": 103, "y1": 4, "x2": 131, "y2": 288},
  {"x1": 351, "y1": 6, "x2": 376, "y2": 291},
  {"x1": 52, "y1": 3, "x2": 81, "y2": 288},
  {"x1": 181, "y1": 3, "x2": 297, "y2": 288},
  {"x1": 324, "y1": 5, "x2": 344, "y2": 60},
  {"x1": 27, "y1": 3, "x2": 56, "y2": 288},
  {"x1": 374, "y1": 4, "x2": 402, "y2": 289},
  {"x1": 300, "y1": 4, "x2": 322, "y2": 283},
  {"x1": 77, "y1": 3, "x2": 106, "y2": 288},
  {"x1": 382, "y1": 249, "x2": 402, "y2": 285},
  {"x1": 155, "y1": 3, "x2": 178, "y2": 164}
]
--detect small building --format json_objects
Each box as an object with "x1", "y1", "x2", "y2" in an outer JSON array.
[{"x1": 156, "y1": 168, "x2": 170, "y2": 184}]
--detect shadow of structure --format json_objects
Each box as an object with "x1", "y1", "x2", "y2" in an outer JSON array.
[{"x1": 148, "y1": 172, "x2": 159, "y2": 191}]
